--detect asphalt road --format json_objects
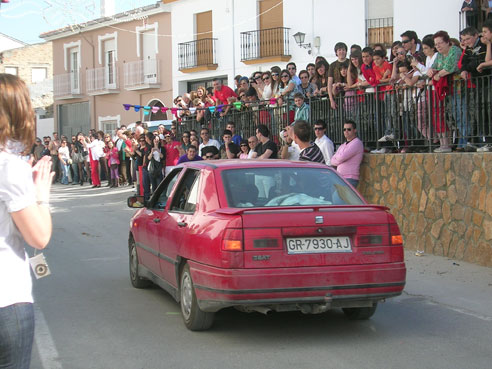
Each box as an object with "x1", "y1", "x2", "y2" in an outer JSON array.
[{"x1": 29, "y1": 183, "x2": 492, "y2": 369}]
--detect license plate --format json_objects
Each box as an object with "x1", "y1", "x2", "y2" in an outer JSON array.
[{"x1": 286, "y1": 237, "x2": 352, "y2": 254}]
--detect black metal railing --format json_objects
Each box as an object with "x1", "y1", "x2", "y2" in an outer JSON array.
[
  {"x1": 240, "y1": 27, "x2": 290, "y2": 61},
  {"x1": 176, "y1": 74, "x2": 492, "y2": 153},
  {"x1": 366, "y1": 17, "x2": 393, "y2": 48},
  {"x1": 178, "y1": 38, "x2": 217, "y2": 70}
]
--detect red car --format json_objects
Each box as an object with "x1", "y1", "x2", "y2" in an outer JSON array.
[{"x1": 127, "y1": 160, "x2": 406, "y2": 331}]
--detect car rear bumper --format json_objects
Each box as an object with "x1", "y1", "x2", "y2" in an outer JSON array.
[{"x1": 188, "y1": 261, "x2": 406, "y2": 312}]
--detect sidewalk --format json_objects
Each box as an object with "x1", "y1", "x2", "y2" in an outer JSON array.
[{"x1": 402, "y1": 250, "x2": 492, "y2": 320}]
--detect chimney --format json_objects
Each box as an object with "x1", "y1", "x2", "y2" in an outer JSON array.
[{"x1": 101, "y1": 0, "x2": 115, "y2": 17}]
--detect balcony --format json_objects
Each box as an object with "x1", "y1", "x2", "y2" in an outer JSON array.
[
  {"x1": 86, "y1": 65, "x2": 119, "y2": 95},
  {"x1": 366, "y1": 18, "x2": 393, "y2": 48},
  {"x1": 54, "y1": 71, "x2": 83, "y2": 100},
  {"x1": 123, "y1": 58, "x2": 160, "y2": 90},
  {"x1": 240, "y1": 27, "x2": 291, "y2": 65},
  {"x1": 178, "y1": 38, "x2": 218, "y2": 73}
]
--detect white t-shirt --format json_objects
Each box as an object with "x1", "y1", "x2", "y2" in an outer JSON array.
[
  {"x1": 59, "y1": 145, "x2": 70, "y2": 161},
  {"x1": 199, "y1": 139, "x2": 221, "y2": 155},
  {"x1": 286, "y1": 142, "x2": 301, "y2": 161},
  {"x1": 0, "y1": 149, "x2": 36, "y2": 307},
  {"x1": 315, "y1": 135, "x2": 335, "y2": 166}
]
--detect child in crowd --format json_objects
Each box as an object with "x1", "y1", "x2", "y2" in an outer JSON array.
[
  {"x1": 107, "y1": 140, "x2": 120, "y2": 187},
  {"x1": 293, "y1": 93, "x2": 310, "y2": 123}
]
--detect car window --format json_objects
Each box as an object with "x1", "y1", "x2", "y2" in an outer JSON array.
[
  {"x1": 221, "y1": 167, "x2": 364, "y2": 208},
  {"x1": 150, "y1": 169, "x2": 182, "y2": 210},
  {"x1": 170, "y1": 169, "x2": 200, "y2": 213}
]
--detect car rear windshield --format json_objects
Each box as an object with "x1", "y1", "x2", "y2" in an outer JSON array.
[{"x1": 222, "y1": 167, "x2": 364, "y2": 208}]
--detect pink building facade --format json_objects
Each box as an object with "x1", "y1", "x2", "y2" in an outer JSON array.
[{"x1": 41, "y1": 3, "x2": 173, "y2": 137}]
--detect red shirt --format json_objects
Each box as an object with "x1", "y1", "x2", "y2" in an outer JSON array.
[
  {"x1": 373, "y1": 61, "x2": 392, "y2": 91},
  {"x1": 165, "y1": 141, "x2": 181, "y2": 166},
  {"x1": 213, "y1": 85, "x2": 237, "y2": 105}
]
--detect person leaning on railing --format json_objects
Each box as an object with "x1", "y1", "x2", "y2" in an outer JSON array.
[
  {"x1": 477, "y1": 20, "x2": 492, "y2": 71},
  {"x1": 312, "y1": 59, "x2": 330, "y2": 96},
  {"x1": 427, "y1": 30, "x2": 461, "y2": 153}
]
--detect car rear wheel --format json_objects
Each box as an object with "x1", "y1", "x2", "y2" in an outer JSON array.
[
  {"x1": 342, "y1": 304, "x2": 378, "y2": 320},
  {"x1": 129, "y1": 238, "x2": 151, "y2": 289},
  {"x1": 180, "y1": 264, "x2": 214, "y2": 331}
]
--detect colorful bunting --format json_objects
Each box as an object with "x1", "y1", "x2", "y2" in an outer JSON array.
[{"x1": 120, "y1": 97, "x2": 280, "y2": 115}]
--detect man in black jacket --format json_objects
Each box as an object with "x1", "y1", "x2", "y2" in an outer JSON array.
[{"x1": 460, "y1": 26, "x2": 491, "y2": 151}]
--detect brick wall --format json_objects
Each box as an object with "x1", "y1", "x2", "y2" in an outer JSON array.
[{"x1": 358, "y1": 153, "x2": 492, "y2": 267}]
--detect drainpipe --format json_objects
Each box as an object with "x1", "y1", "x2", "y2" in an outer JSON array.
[
  {"x1": 231, "y1": 0, "x2": 236, "y2": 83},
  {"x1": 82, "y1": 33, "x2": 96, "y2": 131},
  {"x1": 312, "y1": 0, "x2": 315, "y2": 55}
]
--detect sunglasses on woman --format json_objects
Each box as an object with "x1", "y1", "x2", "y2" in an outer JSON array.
[
  {"x1": 271, "y1": 73, "x2": 279, "y2": 76},
  {"x1": 281, "y1": 75, "x2": 289, "y2": 78}
]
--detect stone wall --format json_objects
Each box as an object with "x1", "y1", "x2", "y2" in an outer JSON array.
[{"x1": 358, "y1": 153, "x2": 492, "y2": 267}]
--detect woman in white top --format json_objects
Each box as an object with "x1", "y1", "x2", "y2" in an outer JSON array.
[
  {"x1": 411, "y1": 34, "x2": 437, "y2": 75},
  {"x1": 58, "y1": 139, "x2": 70, "y2": 185},
  {"x1": 0, "y1": 73, "x2": 54, "y2": 369}
]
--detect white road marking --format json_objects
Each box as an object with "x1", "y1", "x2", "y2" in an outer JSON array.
[{"x1": 34, "y1": 305, "x2": 63, "y2": 369}]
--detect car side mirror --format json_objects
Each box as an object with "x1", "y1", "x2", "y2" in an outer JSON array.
[{"x1": 127, "y1": 195, "x2": 145, "y2": 208}]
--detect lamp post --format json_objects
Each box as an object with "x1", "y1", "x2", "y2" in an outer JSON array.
[{"x1": 293, "y1": 32, "x2": 312, "y2": 54}]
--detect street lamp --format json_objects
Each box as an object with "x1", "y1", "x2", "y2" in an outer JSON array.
[{"x1": 293, "y1": 32, "x2": 312, "y2": 54}]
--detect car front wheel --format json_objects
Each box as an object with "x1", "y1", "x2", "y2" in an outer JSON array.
[
  {"x1": 342, "y1": 303, "x2": 378, "y2": 320},
  {"x1": 129, "y1": 237, "x2": 151, "y2": 289},
  {"x1": 180, "y1": 264, "x2": 214, "y2": 331}
]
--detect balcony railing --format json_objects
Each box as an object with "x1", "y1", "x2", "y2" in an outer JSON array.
[
  {"x1": 178, "y1": 38, "x2": 218, "y2": 71},
  {"x1": 240, "y1": 27, "x2": 290, "y2": 62},
  {"x1": 366, "y1": 17, "x2": 393, "y2": 48},
  {"x1": 86, "y1": 65, "x2": 119, "y2": 95},
  {"x1": 54, "y1": 71, "x2": 82, "y2": 99},
  {"x1": 123, "y1": 58, "x2": 160, "y2": 90}
]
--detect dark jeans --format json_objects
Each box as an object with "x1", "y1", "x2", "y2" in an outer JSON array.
[
  {"x1": 142, "y1": 167, "x2": 151, "y2": 202},
  {"x1": 51, "y1": 154, "x2": 60, "y2": 182},
  {"x1": 0, "y1": 303, "x2": 35, "y2": 369},
  {"x1": 346, "y1": 178, "x2": 359, "y2": 188},
  {"x1": 150, "y1": 171, "x2": 163, "y2": 194}
]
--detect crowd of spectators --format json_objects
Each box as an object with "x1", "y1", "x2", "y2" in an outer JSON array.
[
  {"x1": 171, "y1": 20, "x2": 492, "y2": 153},
  {"x1": 39, "y1": 113, "x2": 365, "y2": 204}
]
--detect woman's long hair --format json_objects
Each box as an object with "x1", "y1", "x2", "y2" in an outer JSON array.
[
  {"x1": 312, "y1": 60, "x2": 330, "y2": 90},
  {"x1": 0, "y1": 74, "x2": 35, "y2": 152},
  {"x1": 349, "y1": 51, "x2": 363, "y2": 81},
  {"x1": 279, "y1": 69, "x2": 291, "y2": 89}
]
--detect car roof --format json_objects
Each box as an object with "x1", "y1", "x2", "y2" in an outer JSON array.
[{"x1": 179, "y1": 159, "x2": 334, "y2": 171}]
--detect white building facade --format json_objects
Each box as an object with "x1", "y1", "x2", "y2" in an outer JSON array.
[{"x1": 165, "y1": 0, "x2": 466, "y2": 96}]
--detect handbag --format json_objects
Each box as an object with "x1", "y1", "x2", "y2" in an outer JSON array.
[
  {"x1": 147, "y1": 158, "x2": 155, "y2": 176},
  {"x1": 147, "y1": 157, "x2": 162, "y2": 178},
  {"x1": 73, "y1": 152, "x2": 84, "y2": 164}
]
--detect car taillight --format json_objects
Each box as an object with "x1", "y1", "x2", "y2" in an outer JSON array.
[
  {"x1": 222, "y1": 228, "x2": 243, "y2": 251},
  {"x1": 357, "y1": 234, "x2": 383, "y2": 246},
  {"x1": 390, "y1": 223, "x2": 403, "y2": 246}
]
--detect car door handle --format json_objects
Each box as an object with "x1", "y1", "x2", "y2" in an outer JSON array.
[
  {"x1": 177, "y1": 221, "x2": 187, "y2": 227},
  {"x1": 153, "y1": 218, "x2": 160, "y2": 223}
]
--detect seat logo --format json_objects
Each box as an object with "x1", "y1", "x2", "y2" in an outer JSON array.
[{"x1": 315, "y1": 216, "x2": 323, "y2": 224}]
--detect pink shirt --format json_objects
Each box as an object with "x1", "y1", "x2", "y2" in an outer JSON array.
[{"x1": 330, "y1": 137, "x2": 364, "y2": 180}]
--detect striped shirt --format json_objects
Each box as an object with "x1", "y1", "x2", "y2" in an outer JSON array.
[{"x1": 299, "y1": 143, "x2": 325, "y2": 163}]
